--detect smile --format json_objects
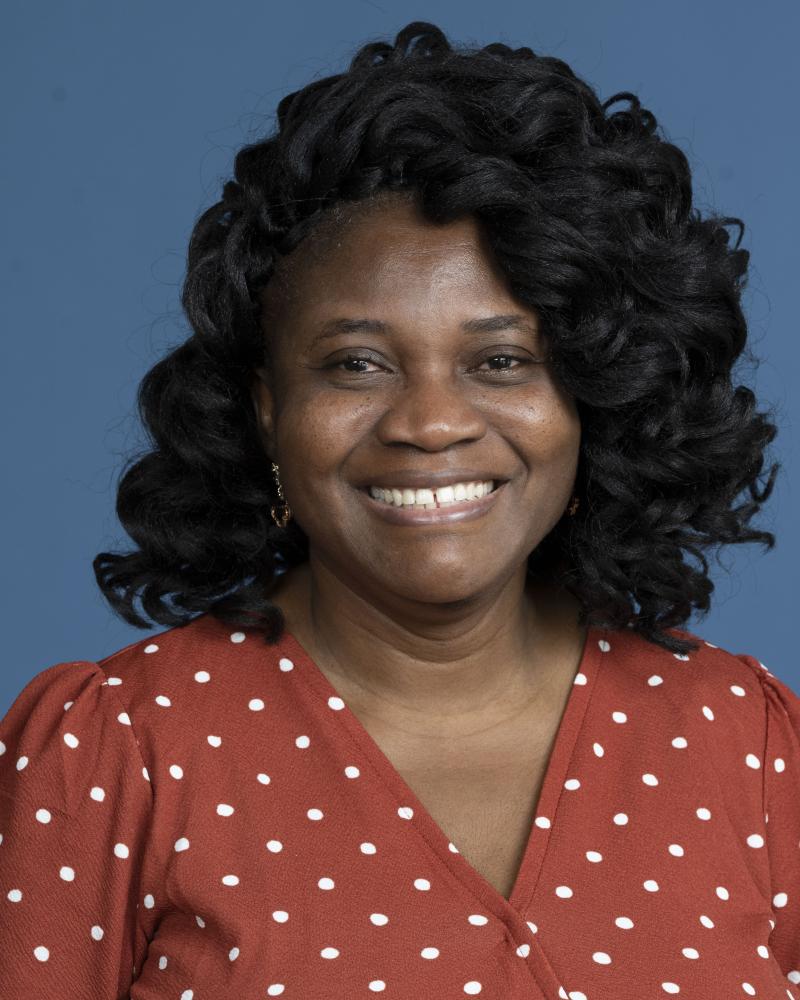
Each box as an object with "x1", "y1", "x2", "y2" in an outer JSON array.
[
  {"x1": 368, "y1": 480, "x2": 496, "y2": 508},
  {"x1": 358, "y1": 480, "x2": 508, "y2": 526}
]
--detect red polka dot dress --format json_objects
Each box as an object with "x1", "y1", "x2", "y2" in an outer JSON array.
[{"x1": 1, "y1": 613, "x2": 799, "y2": 999}]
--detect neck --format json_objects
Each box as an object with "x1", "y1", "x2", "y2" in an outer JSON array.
[{"x1": 269, "y1": 557, "x2": 585, "y2": 733}]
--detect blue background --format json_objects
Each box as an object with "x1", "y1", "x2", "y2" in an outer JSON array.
[{"x1": 1, "y1": 1, "x2": 797, "y2": 715}]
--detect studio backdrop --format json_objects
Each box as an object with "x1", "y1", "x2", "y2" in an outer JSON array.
[{"x1": 1, "y1": 0, "x2": 796, "y2": 714}]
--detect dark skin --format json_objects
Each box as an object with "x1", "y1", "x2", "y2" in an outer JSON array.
[{"x1": 250, "y1": 191, "x2": 585, "y2": 754}]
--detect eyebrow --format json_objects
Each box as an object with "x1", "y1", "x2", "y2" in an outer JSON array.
[{"x1": 309, "y1": 314, "x2": 539, "y2": 347}]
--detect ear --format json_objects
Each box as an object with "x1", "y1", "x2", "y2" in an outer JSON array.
[{"x1": 250, "y1": 369, "x2": 277, "y2": 457}]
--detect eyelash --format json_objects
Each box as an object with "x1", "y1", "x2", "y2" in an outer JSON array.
[{"x1": 327, "y1": 353, "x2": 535, "y2": 376}]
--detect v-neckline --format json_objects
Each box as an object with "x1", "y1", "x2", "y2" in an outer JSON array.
[{"x1": 280, "y1": 622, "x2": 605, "y2": 924}]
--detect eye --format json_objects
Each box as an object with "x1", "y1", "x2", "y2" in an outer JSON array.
[
  {"x1": 328, "y1": 354, "x2": 383, "y2": 374},
  {"x1": 477, "y1": 353, "x2": 531, "y2": 374}
]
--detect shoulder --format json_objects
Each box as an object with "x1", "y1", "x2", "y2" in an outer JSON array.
[
  {"x1": 93, "y1": 612, "x2": 290, "y2": 720},
  {"x1": 89, "y1": 614, "x2": 300, "y2": 775},
  {"x1": 0, "y1": 657, "x2": 149, "y2": 820},
  {"x1": 601, "y1": 622, "x2": 799, "y2": 752},
  {"x1": 601, "y1": 621, "x2": 792, "y2": 693},
  {"x1": 0, "y1": 615, "x2": 293, "y2": 815}
]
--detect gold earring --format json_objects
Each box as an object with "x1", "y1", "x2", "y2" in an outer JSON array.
[
  {"x1": 270, "y1": 461, "x2": 292, "y2": 528},
  {"x1": 567, "y1": 494, "x2": 580, "y2": 516}
]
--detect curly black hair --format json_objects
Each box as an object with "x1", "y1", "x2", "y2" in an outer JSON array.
[{"x1": 93, "y1": 20, "x2": 779, "y2": 656}]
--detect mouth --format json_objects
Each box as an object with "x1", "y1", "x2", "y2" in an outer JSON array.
[{"x1": 356, "y1": 479, "x2": 509, "y2": 526}]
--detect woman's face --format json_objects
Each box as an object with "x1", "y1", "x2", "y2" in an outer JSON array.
[{"x1": 252, "y1": 193, "x2": 581, "y2": 607}]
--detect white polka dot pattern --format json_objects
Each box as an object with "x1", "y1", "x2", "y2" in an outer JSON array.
[{"x1": 0, "y1": 618, "x2": 798, "y2": 999}]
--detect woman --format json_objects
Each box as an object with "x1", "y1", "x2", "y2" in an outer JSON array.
[{"x1": 1, "y1": 20, "x2": 796, "y2": 1000}]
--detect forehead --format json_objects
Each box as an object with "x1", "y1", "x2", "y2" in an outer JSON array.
[{"x1": 260, "y1": 194, "x2": 514, "y2": 323}]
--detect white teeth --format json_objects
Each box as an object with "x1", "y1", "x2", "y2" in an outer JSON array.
[{"x1": 368, "y1": 480, "x2": 495, "y2": 508}]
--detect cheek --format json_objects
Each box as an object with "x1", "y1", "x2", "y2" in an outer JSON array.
[
  {"x1": 503, "y1": 391, "x2": 581, "y2": 469},
  {"x1": 547, "y1": 405, "x2": 582, "y2": 469},
  {"x1": 276, "y1": 390, "x2": 365, "y2": 477}
]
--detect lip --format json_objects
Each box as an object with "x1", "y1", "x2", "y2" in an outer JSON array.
[{"x1": 357, "y1": 480, "x2": 508, "y2": 526}]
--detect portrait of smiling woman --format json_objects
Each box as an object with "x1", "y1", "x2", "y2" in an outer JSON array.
[{"x1": 1, "y1": 18, "x2": 798, "y2": 1000}]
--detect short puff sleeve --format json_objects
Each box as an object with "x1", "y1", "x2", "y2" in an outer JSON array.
[
  {"x1": 0, "y1": 660, "x2": 153, "y2": 999},
  {"x1": 739, "y1": 654, "x2": 800, "y2": 989}
]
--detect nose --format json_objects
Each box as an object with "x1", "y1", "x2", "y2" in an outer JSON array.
[{"x1": 373, "y1": 372, "x2": 488, "y2": 451}]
